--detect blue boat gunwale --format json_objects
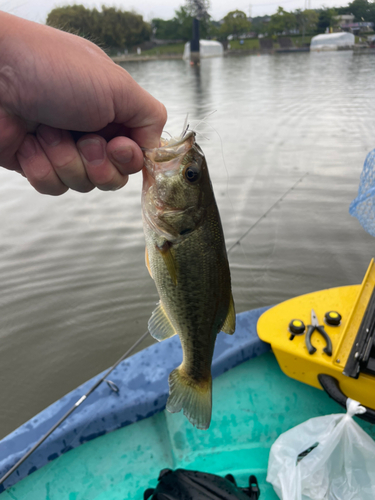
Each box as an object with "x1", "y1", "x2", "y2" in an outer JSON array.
[{"x1": 0, "y1": 306, "x2": 272, "y2": 493}]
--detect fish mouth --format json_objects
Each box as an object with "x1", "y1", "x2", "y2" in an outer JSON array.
[
  {"x1": 142, "y1": 167, "x2": 154, "y2": 195},
  {"x1": 142, "y1": 130, "x2": 196, "y2": 179},
  {"x1": 144, "y1": 130, "x2": 195, "y2": 157}
]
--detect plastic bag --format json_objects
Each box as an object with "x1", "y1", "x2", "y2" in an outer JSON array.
[
  {"x1": 267, "y1": 399, "x2": 375, "y2": 500},
  {"x1": 349, "y1": 148, "x2": 375, "y2": 237}
]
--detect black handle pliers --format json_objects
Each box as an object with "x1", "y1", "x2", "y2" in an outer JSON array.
[{"x1": 306, "y1": 309, "x2": 332, "y2": 356}]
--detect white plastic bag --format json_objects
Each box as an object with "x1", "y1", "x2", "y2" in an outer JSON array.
[{"x1": 267, "y1": 399, "x2": 375, "y2": 500}]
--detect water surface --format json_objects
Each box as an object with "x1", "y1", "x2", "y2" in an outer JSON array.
[{"x1": 1, "y1": 51, "x2": 375, "y2": 439}]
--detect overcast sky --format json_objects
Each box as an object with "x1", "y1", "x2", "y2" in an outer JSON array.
[{"x1": 4, "y1": 0, "x2": 349, "y2": 25}]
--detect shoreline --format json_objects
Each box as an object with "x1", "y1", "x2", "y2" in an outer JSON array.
[
  {"x1": 112, "y1": 49, "x2": 274, "y2": 63},
  {"x1": 112, "y1": 53, "x2": 183, "y2": 63},
  {"x1": 112, "y1": 45, "x2": 371, "y2": 63}
]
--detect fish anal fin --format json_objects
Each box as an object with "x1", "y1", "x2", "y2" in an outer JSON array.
[
  {"x1": 156, "y1": 241, "x2": 178, "y2": 285},
  {"x1": 148, "y1": 302, "x2": 176, "y2": 342},
  {"x1": 221, "y1": 293, "x2": 236, "y2": 335},
  {"x1": 166, "y1": 366, "x2": 212, "y2": 430},
  {"x1": 145, "y1": 247, "x2": 153, "y2": 279}
]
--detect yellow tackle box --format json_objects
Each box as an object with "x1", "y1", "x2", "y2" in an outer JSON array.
[{"x1": 257, "y1": 259, "x2": 375, "y2": 420}]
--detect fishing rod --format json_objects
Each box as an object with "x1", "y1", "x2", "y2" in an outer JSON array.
[
  {"x1": 227, "y1": 172, "x2": 308, "y2": 254},
  {"x1": 0, "y1": 329, "x2": 150, "y2": 486},
  {"x1": 0, "y1": 171, "x2": 308, "y2": 487}
]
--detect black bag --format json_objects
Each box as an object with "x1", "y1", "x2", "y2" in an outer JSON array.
[{"x1": 144, "y1": 468, "x2": 260, "y2": 499}]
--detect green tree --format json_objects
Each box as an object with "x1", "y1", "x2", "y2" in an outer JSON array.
[
  {"x1": 47, "y1": 5, "x2": 151, "y2": 50},
  {"x1": 174, "y1": 6, "x2": 196, "y2": 40},
  {"x1": 294, "y1": 9, "x2": 319, "y2": 34},
  {"x1": 346, "y1": 0, "x2": 375, "y2": 23},
  {"x1": 268, "y1": 7, "x2": 297, "y2": 35},
  {"x1": 99, "y1": 7, "x2": 151, "y2": 49},
  {"x1": 219, "y1": 10, "x2": 251, "y2": 40},
  {"x1": 251, "y1": 15, "x2": 271, "y2": 37},
  {"x1": 185, "y1": 0, "x2": 210, "y2": 21},
  {"x1": 152, "y1": 6, "x2": 212, "y2": 41},
  {"x1": 46, "y1": 5, "x2": 99, "y2": 39},
  {"x1": 316, "y1": 7, "x2": 339, "y2": 33},
  {"x1": 151, "y1": 18, "x2": 180, "y2": 40}
]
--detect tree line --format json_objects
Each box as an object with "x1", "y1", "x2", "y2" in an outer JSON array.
[
  {"x1": 46, "y1": 5, "x2": 151, "y2": 50},
  {"x1": 46, "y1": 0, "x2": 375, "y2": 51},
  {"x1": 252, "y1": 0, "x2": 375, "y2": 37}
]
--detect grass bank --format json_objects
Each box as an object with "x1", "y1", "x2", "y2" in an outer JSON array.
[
  {"x1": 139, "y1": 43, "x2": 185, "y2": 56},
  {"x1": 112, "y1": 33, "x2": 368, "y2": 62},
  {"x1": 136, "y1": 36, "x2": 313, "y2": 56},
  {"x1": 227, "y1": 35, "x2": 313, "y2": 51}
]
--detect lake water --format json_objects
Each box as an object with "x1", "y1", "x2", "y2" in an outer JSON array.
[{"x1": 1, "y1": 50, "x2": 375, "y2": 439}]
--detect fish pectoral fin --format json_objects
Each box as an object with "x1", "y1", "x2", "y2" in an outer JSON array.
[
  {"x1": 148, "y1": 302, "x2": 177, "y2": 342},
  {"x1": 145, "y1": 247, "x2": 153, "y2": 279},
  {"x1": 221, "y1": 293, "x2": 236, "y2": 335},
  {"x1": 156, "y1": 241, "x2": 178, "y2": 285}
]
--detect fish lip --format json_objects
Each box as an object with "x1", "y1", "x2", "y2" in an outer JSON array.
[
  {"x1": 143, "y1": 156, "x2": 156, "y2": 180},
  {"x1": 142, "y1": 130, "x2": 196, "y2": 177},
  {"x1": 142, "y1": 167, "x2": 154, "y2": 194},
  {"x1": 142, "y1": 129, "x2": 198, "y2": 195},
  {"x1": 142, "y1": 130, "x2": 195, "y2": 155}
]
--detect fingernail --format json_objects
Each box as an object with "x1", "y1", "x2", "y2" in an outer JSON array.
[
  {"x1": 18, "y1": 136, "x2": 37, "y2": 159},
  {"x1": 38, "y1": 125, "x2": 62, "y2": 146},
  {"x1": 79, "y1": 139, "x2": 105, "y2": 165},
  {"x1": 112, "y1": 146, "x2": 133, "y2": 165}
]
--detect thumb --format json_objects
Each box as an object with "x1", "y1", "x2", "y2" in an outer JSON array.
[{"x1": 112, "y1": 71, "x2": 167, "y2": 149}]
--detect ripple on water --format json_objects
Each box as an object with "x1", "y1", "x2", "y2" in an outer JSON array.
[{"x1": 1, "y1": 52, "x2": 375, "y2": 438}]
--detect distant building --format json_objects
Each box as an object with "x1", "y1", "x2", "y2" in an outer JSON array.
[
  {"x1": 341, "y1": 22, "x2": 374, "y2": 34},
  {"x1": 335, "y1": 14, "x2": 355, "y2": 27},
  {"x1": 334, "y1": 14, "x2": 373, "y2": 34}
]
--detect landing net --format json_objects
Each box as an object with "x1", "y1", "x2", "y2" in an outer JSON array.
[{"x1": 350, "y1": 149, "x2": 375, "y2": 237}]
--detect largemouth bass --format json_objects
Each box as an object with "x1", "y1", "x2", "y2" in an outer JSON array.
[{"x1": 142, "y1": 130, "x2": 235, "y2": 430}]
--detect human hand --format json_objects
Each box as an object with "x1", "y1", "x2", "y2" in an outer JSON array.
[{"x1": 0, "y1": 12, "x2": 167, "y2": 195}]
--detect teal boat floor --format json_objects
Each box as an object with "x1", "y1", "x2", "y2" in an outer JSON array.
[{"x1": 4, "y1": 352, "x2": 375, "y2": 500}]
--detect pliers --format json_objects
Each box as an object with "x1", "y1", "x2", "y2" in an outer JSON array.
[{"x1": 306, "y1": 309, "x2": 332, "y2": 356}]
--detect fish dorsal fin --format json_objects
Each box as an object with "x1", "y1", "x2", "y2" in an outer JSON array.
[
  {"x1": 221, "y1": 293, "x2": 236, "y2": 335},
  {"x1": 156, "y1": 241, "x2": 178, "y2": 285},
  {"x1": 145, "y1": 247, "x2": 153, "y2": 279},
  {"x1": 148, "y1": 302, "x2": 177, "y2": 342}
]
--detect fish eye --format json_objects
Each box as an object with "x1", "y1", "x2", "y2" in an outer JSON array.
[{"x1": 184, "y1": 163, "x2": 201, "y2": 184}]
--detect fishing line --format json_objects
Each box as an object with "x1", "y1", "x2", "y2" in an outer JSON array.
[
  {"x1": 191, "y1": 116, "x2": 308, "y2": 254},
  {"x1": 1, "y1": 125, "x2": 308, "y2": 489},
  {"x1": 190, "y1": 115, "x2": 234, "y2": 203},
  {"x1": 190, "y1": 115, "x2": 234, "y2": 222},
  {"x1": 181, "y1": 113, "x2": 189, "y2": 138},
  {"x1": 191, "y1": 110, "x2": 217, "y2": 132},
  {"x1": 190, "y1": 115, "x2": 256, "y2": 305},
  {"x1": 0, "y1": 329, "x2": 150, "y2": 487},
  {"x1": 27, "y1": 385, "x2": 112, "y2": 498},
  {"x1": 227, "y1": 171, "x2": 308, "y2": 255}
]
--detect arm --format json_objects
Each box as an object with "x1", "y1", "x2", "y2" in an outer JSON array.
[{"x1": 0, "y1": 12, "x2": 167, "y2": 195}]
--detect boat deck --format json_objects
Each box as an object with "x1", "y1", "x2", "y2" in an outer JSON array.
[{"x1": 4, "y1": 350, "x2": 375, "y2": 500}]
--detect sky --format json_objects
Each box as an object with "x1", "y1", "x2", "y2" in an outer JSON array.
[{"x1": 3, "y1": 0, "x2": 350, "y2": 25}]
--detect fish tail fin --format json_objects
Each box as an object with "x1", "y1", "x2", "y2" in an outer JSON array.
[{"x1": 166, "y1": 366, "x2": 212, "y2": 430}]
